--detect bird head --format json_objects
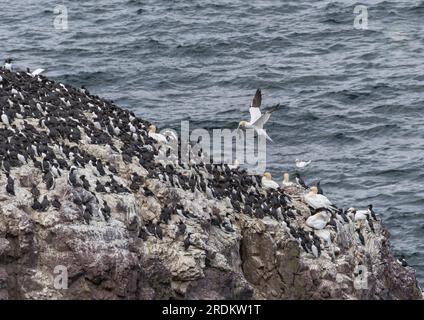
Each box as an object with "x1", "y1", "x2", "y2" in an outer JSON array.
[
  {"x1": 310, "y1": 185, "x2": 318, "y2": 194},
  {"x1": 238, "y1": 120, "x2": 248, "y2": 129},
  {"x1": 263, "y1": 172, "x2": 272, "y2": 180},
  {"x1": 148, "y1": 124, "x2": 157, "y2": 133},
  {"x1": 368, "y1": 204, "x2": 373, "y2": 210},
  {"x1": 347, "y1": 207, "x2": 357, "y2": 214},
  {"x1": 283, "y1": 172, "x2": 289, "y2": 182},
  {"x1": 4, "y1": 58, "x2": 12, "y2": 63}
]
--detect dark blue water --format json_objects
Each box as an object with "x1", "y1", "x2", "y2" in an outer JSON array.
[{"x1": 1, "y1": 0, "x2": 424, "y2": 286}]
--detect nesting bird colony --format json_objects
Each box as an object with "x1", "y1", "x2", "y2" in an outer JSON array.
[
  {"x1": 2, "y1": 65, "x2": 422, "y2": 300},
  {"x1": 0, "y1": 66, "x2": 381, "y2": 256}
]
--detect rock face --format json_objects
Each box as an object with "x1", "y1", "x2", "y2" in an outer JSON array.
[{"x1": 0, "y1": 68, "x2": 422, "y2": 300}]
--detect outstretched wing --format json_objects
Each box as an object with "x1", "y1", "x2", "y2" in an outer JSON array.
[
  {"x1": 251, "y1": 89, "x2": 262, "y2": 108},
  {"x1": 249, "y1": 107, "x2": 262, "y2": 124},
  {"x1": 252, "y1": 104, "x2": 280, "y2": 128},
  {"x1": 31, "y1": 68, "x2": 45, "y2": 77}
]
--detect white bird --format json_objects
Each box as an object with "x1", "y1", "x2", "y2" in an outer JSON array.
[
  {"x1": 161, "y1": 128, "x2": 178, "y2": 142},
  {"x1": 238, "y1": 89, "x2": 280, "y2": 142},
  {"x1": 303, "y1": 186, "x2": 335, "y2": 210},
  {"x1": 311, "y1": 243, "x2": 319, "y2": 258},
  {"x1": 148, "y1": 124, "x2": 167, "y2": 143},
  {"x1": 17, "y1": 153, "x2": 27, "y2": 165},
  {"x1": 353, "y1": 208, "x2": 369, "y2": 221},
  {"x1": 281, "y1": 172, "x2": 294, "y2": 187},
  {"x1": 261, "y1": 172, "x2": 280, "y2": 189},
  {"x1": 228, "y1": 159, "x2": 240, "y2": 170},
  {"x1": 1, "y1": 113, "x2": 10, "y2": 126},
  {"x1": 306, "y1": 211, "x2": 331, "y2": 230},
  {"x1": 31, "y1": 68, "x2": 45, "y2": 77},
  {"x1": 315, "y1": 229, "x2": 332, "y2": 247},
  {"x1": 4, "y1": 58, "x2": 13, "y2": 71},
  {"x1": 295, "y1": 159, "x2": 311, "y2": 169}
]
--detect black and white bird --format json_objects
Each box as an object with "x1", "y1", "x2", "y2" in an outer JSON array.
[
  {"x1": 368, "y1": 204, "x2": 377, "y2": 220},
  {"x1": 397, "y1": 255, "x2": 409, "y2": 267},
  {"x1": 294, "y1": 173, "x2": 307, "y2": 189},
  {"x1": 4, "y1": 58, "x2": 13, "y2": 71}
]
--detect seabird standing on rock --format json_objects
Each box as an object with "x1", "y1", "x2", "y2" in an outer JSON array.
[
  {"x1": 357, "y1": 229, "x2": 365, "y2": 246},
  {"x1": 303, "y1": 186, "x2": 336, "y2": 211},
  {"x1": 1, "y1": 112, "x2": 10, "y2": 127},
  {"x1": 237, "y1": 89, "x2": 280, "y2": 142},
  {"x1": 176, "y1": 220, "x2": 186, "y2": 237},
  {"x1": 294, "y1": 172, "x2": 307, "y2": 189},
  {"x1": 306, "y1": 210, "x2": 330, "y2": 230},
  {"x1": 4, "y1": 58, "x2": 13, "y2": 71},
  {"x1": 281, "y1": 172, "x2": 294, "y2": 187},
  {"x1": 155, "y1": 223, "x2": 163, "y2": 239},
  {"x1": 40, "y1": 195, "x2": 50, "y2": 211},
  {"x1": 101, "y1": 201, "x2": 111, "y2": 221},
  {"x1": 52, "y1": 198, "x2": 61, "y2": 210},
  {"x1": 32, "y1": 198, "x2": 42, "y2": 211},
  {"x1": 397, "y1": 255, "x2": 409, "y2": 267},
  {"x1": 6, "y1": 174, "x2": 15, "y2": 196},
  {"x1": 43, "y1": 171, "x2": 55, "y2": 190},
  {"x1": 95, "y1": 180, "x2": 107, "y2": 193},
  {"x1": 31, "y1": 184, "x2": 40, "y2": 198},
  {"x1": 261, "y1": 172, "x2": 280, "y2": 189},
  {"x1": 353, "y1": 207, "x2": 368, "y2": 221},
  {"x1": 148, "y1": 125, "x2": 167, "y2": 143},
  {"x1": 68, "y1": 166, "x2": 79, "y2": 187},
  {"x1": 80, "y1": 175, "x2": 91, "y2": 191},
  {"x1": 184, "y1": 233, "x2": 192, "y2": 250},
  {"x1": 83, "y1": 207, "x2": 91, "y2": 224},
  {"x1": 316, "y1": 181, "x2": 324, "y2": 195},
  {"x1": 368, "y1": 204, "x2": 377, "y2": 220}
]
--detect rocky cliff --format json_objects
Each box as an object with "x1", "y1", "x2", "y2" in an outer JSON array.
[{"x1": 0, "y1": 67, "x2": 422, "y2": 300}]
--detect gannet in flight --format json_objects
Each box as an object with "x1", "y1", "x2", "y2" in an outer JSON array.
[
  {"x1": 295, "y1": 159, "x2": 311, "y2": 169},
  {"x1": 4, "y1": 58, "x2": 13, "y2": 71},
  {"x1": 303, "y1": 186, "x2": 335, "y2": 211},
  {"x1": 261, "y1": 172, "x2": 280, "y2": 189},
  {"x1": 238, "y1": 89, "x2": 280, "y2": 142}
]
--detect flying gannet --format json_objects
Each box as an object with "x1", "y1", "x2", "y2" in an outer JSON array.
[{"x1": 238, "y1": 89, "x2": 280, "y2": 142}]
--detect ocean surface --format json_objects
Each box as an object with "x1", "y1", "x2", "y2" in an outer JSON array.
[{"x1": 1, "y1": 0, "x2": 424, "y2": 286}]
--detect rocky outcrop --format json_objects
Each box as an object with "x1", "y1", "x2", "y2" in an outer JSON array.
[{"x1": 0, "y1": 68, "x2": 422, "y2": 300}]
